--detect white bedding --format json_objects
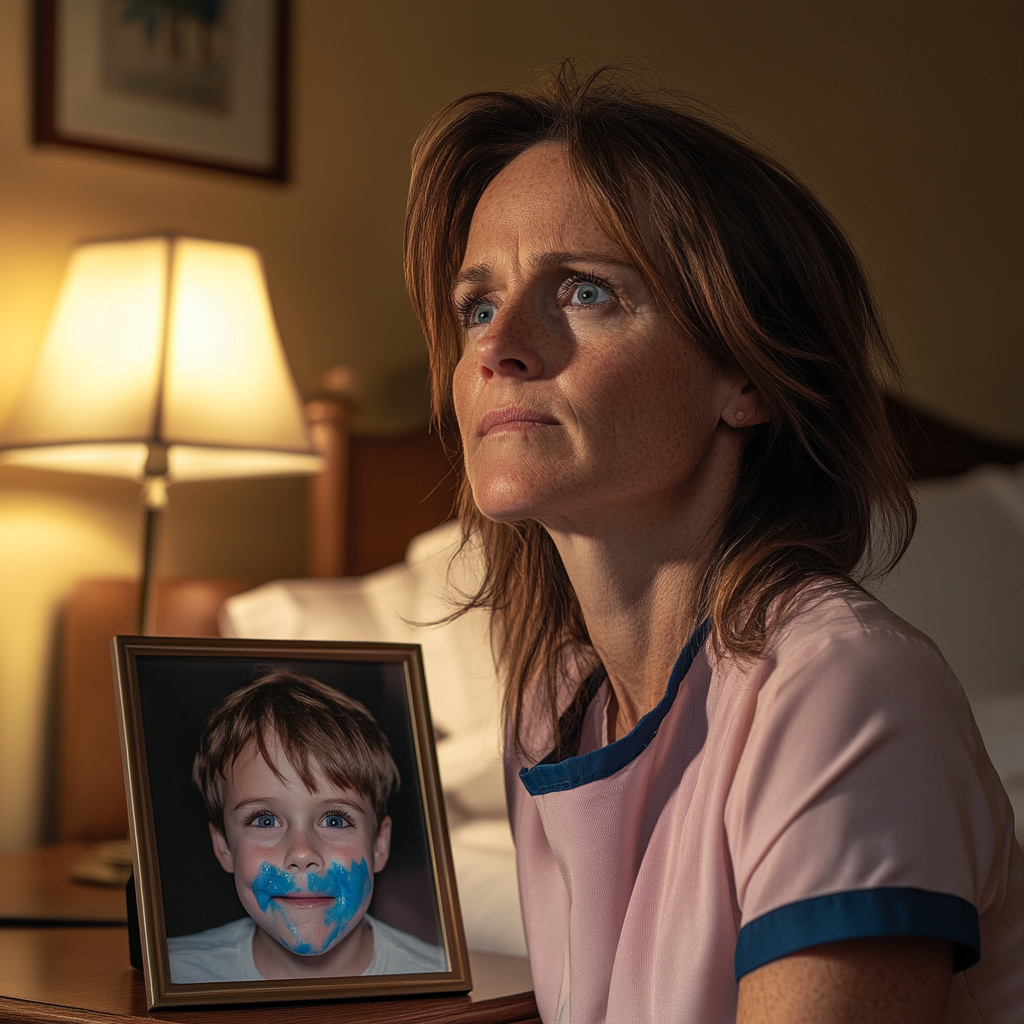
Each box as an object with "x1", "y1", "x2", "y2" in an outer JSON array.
[
  {"x1": 222, "y1": 523, "x2": 523, "y2": 954},
  {"x1": 222, "y1": 461, "x2": 1024, "y2": 954},
  {"x1": 872, "y1": 462, "x2": 1024, "y2": 847}
]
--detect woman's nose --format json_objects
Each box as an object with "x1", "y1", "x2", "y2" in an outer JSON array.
[{"x1": 474, "y1": 300, "x2": 545, "y2": 381}]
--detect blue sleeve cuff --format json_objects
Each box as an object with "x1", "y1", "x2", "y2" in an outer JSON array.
[{"x1": 735, "y1": 887, "x2": 980, "y2": 980}]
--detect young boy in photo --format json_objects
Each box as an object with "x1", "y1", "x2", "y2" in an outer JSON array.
[{"x1": 168, "y1": 670, "x2": 447, "y2": 983}]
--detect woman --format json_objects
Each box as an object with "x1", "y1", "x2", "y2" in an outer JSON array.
[{"x1": 404, "y1": 68, "x2": 1022, "y2": 1023}]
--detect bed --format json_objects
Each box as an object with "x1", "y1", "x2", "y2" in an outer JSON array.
[{"x1": 55, "y1": 393, "x2": 1024, "y2": 958}]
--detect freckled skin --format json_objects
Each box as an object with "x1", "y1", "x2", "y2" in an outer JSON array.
[
  {"x1": 208, "y1": 736, "x2": 391, "y2": 979},
  {"x1": 452, "y1": 143, "x2": 749, "y2": 533},
  {"x1": 737, "y1": 936, "x2": 953, "y2": 1024}
]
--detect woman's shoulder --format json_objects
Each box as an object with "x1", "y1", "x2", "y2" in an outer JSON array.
[
  {"x1": 724, "y1": 580, "x2": 1020, "y2": 950},
  {"x1": 738, "y1": 579, "x2": 975, "y2": 737},
  {"x1": 765, "y1": 579, "x2": 950, "y2": 679}
]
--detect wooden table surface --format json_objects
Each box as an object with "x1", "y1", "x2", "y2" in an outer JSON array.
[
  {"x1": 0, "y1": 929, "x2": 538, "y2": 1023},
  {"x1": 0, "y1": 842, "x2": 127, "y2": 924},
  {"x1": 0, "y1": 844, "x2": 539, "y2": 1023}
]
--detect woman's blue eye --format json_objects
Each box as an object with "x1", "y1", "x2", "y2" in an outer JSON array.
[
  {"x1": 251, "y1": 814, "x2": 277, "y2": 828},
  {"x1": 570, "y1": 281, "x2": 610, "y2": 306},
  {"x1": 320, "y1": 813, "x2": 349, "y2": 829},
  {"x1": 471, "y1": 301, "x2": 497, "y2": 325}
]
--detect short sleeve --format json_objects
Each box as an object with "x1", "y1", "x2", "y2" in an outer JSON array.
[{"x1": 724, "y1": 608, "x2": 1010, "y2": 980}]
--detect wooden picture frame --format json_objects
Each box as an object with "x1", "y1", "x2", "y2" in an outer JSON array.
[
  {"x1": 34, "y1": 0, "x2": 289, "y2": 180},
  {"x1": 111, "y1": 635, "x2": 471, "y2": 1009}
]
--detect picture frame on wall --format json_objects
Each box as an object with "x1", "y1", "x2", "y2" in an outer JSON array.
[
  {"x1": 33, "y1": 0, "x2": 289, "y2": 180},
  {"x1": 112, "y1": 635, "x2": 471, "y2": 1009}
]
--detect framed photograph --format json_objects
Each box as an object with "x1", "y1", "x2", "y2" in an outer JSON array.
[
  {"x1": 112, "y1": 635, "x2": 471, "y2": 1009},
  {"x1": 34, "y1": 0, "x2": 289, "y2": 179}
]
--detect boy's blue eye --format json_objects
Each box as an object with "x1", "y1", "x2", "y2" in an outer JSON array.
[
  {"x1": 319, "y1": 813, "x2": 349, "y2": 829},
  {"x1": 251, "y1": 814, "x2": 278, "y2": 828}
]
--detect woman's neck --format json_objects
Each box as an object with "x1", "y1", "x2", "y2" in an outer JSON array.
[
  {"x1": 540, "y1": 432, "x2": 740, "y2": 740},
  {"x1": 546, "y1": 520, "x2": 708, "y2": 740}
]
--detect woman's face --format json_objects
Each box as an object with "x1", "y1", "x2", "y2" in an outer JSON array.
[{"x1": 451, "y1": 143, "x2": 752, "y2": 531}]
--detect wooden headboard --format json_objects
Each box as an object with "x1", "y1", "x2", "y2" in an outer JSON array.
[
  {"x1": 885, "y1": 397, "x2": 1024, "y2": 481},
  {"x1": 305, "y1": 397, "x2": 458, "y2": 578},
  {"x1": 52, "y1": 395, "x2": 1021, "y2": 843}
]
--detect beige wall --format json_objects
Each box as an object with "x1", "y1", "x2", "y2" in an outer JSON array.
[{"x1": 0, "y1": 0, "x2": 1020, "y2": 849}]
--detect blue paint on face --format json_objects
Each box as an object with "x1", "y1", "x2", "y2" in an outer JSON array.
[
  {"x1": 308, "y1": 858, "x2": 373, "y2": 950},
  {"x1": 251, "y1": 861, "x2": 299, "y2": 912},
  {"x1": 250, "y1": 859, "x2": 372, "y2": 956}
]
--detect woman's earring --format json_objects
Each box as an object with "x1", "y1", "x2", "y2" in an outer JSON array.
[{"x1": 734, "y1": 410, "x2": 746, "y2": 426}]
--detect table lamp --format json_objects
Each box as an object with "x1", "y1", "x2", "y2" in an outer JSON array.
[{"x1": 0, "y1": 235, "x2": 323, "y2": 632}]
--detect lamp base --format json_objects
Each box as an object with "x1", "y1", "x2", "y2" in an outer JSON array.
[{"x1": 137, "y1": 477, "x2": 168, "y2": 634}]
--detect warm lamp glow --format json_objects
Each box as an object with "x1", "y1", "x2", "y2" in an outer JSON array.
[
  {"x1": 0, "y1": 236, "x2": 322, "y2": 481},
  {"x1": 0, "y1": 234, "x2": 324, "y2": 633}
]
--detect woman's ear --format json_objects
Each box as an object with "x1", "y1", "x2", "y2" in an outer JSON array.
[
  {"x1": 372, "y1": 814, "x2": 392, "y2": 874},
  {"x1": 209, "y1": 821, "x2": 235, "y2": 874},
  {"x1": 722, "y1": 380, "x2": 768, "y2": 429}
]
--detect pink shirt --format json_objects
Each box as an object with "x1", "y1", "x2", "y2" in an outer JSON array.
[{"x1": 506, "y1": 584, "x2": 1023, "y2": 1023}]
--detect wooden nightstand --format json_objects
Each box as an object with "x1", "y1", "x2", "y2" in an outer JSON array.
[{"x1": 0, "y1": 844, "x2": 539, "y2": 1023}]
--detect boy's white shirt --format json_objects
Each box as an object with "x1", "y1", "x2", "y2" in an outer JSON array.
[{"x1": 167, "y1": 913, "x2": 447, "y2": 983}]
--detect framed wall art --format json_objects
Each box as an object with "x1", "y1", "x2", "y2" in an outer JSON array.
[
  {"x1": 34, "y1": 0, "x2": 289, "y2": 179},
  {"x1": 112, "y1": 635, "x2": 470, "y2": 1009}
]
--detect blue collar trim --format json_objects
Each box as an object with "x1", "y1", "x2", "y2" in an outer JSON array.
[{"x1": 519, "y1": 618, "x2": 710, "y2": 796}]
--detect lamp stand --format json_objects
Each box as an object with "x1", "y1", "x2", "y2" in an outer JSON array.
[{"x1": 138, "y1": 476, "x2": 169, "y2": 635}]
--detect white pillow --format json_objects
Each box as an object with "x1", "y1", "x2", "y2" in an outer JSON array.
[
  {"x1": 875, "y1": 462, "x2": 1024, "y2": 844},
  {"x1": 221, "y1": 521, "x2": 506, "y2": 816},
  {"x1": 449, "y1": 818, "x2": 526, "y2": 957},
  {"x1": 876, "y1": 462, "x2": 1024, "y2": 699}
]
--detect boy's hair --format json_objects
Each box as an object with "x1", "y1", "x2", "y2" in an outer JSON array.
[{"x1": 192, "y1": 670, "x2": 400, "y2": 833}]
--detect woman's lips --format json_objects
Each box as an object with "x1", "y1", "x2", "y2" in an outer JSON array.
[{"x1": 478, "y1": 406, "x2": 559, "y2": 436}]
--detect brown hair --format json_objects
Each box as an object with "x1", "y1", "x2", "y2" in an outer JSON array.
[
  {"x1": 404, "y1": 64, "x2": 916, "y2": 761},
  {"x1": 192, "y1": 670, "x2": 400, "y2": 831}
]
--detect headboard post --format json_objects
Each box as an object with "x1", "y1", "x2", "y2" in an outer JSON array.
[{"x1": 305, "y1": 396, "x2": 350, "y2": 577}]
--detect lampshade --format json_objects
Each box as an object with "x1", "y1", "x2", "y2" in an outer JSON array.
[{"x1": 0, "y1": 236, "x2": 323, "y2": 482}]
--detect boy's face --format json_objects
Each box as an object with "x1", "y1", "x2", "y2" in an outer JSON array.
[{"x1": 209, "y1": 736, "x2": 391, "y2": 958}]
